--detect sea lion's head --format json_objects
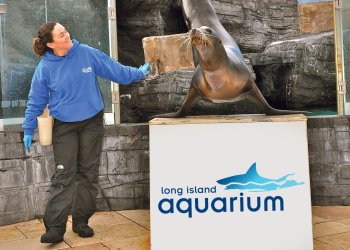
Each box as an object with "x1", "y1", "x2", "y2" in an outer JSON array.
[
  {"x1": 189, "y1": 26, "x2": 227, "y2": 69},
  {"x1": 189, "y1": 26, "x2": 219, "y2": 45}
]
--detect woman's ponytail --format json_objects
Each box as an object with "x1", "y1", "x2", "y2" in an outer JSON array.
[
  {"x1": 32, "y1": 22, "x2": 56, "y2": 57},
  {"x1": 32, "y1": 37, "x2": 46, "y2": 57}
]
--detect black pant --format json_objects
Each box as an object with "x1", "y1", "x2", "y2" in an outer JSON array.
[{"x1": 43, "y1": 110, "x2": 104, "y2": 234}]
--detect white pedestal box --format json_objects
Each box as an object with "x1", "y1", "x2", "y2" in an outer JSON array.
[{"x1": 149, "y1": 114, "x2": 313, "y2": 250}]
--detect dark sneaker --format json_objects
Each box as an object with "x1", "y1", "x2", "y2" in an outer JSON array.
[
  {"x1": 72, "y1": 223, "x2": 94, "y2": 238},
  {"x1": 40, "y1": 230, "x2": 64, "y2": 243}
]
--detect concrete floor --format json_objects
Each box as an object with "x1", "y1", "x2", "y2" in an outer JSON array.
[{"x1": 1, "y1": 206, "x2": 350, "y2": 249}]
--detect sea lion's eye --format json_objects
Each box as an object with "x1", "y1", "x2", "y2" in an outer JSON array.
[{"x1": 205, "y1": 27, "x2": 212, "y2": 34}]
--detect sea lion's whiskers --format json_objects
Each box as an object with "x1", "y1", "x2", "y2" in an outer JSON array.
[
  {"x1": 197, "y1": 33, "x2": 205, "y2": 47},
  {"x1": 186, "y1": 38, "x2": 193, "y2": 55},
  {"x1": 178, "y1": 33, "x2": 192, "y2": 55},
  {"x1": 179, "y1": 36, "x2": 191, "y2": 49},
  {"x1": 179, "y1": 36, "x2": 192, "y2": 55},
  {"x1": 200, "y1": 33, "x2": 213, "y2": 49},
  {"x1": 176, "y1": 34, "x2": 191, "y2": 52},
  {"x1": 205, "y1": 37, "x2": 214, "y2": 49},
  {"x1": 186, "y1": 39, "x2": 194, "y2": 55},
  {"x1": 175, "y1": 33, "x2": 189, "y2": 43}
]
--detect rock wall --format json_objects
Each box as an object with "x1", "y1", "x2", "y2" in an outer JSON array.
[
  {"x1": 0, "y1": 125, "x2": 149, "y2": 226},
  {"x1": 308, "y1": 117, "x2": 350, "y2": 205},
  {"x1": 247, "y1": 32, "x2": 336, "y2": 109},
  {"x1": 116, "y1": 0, "x2": 186, "y2": 67},
  {"x1": 212, "y1": 0, "x2": 300, "y2": 52},
  {"x1": 2, "y1": 116, "x2": 350, "y2": 225}
]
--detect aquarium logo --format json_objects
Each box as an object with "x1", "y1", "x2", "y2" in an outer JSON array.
[
  {"x1": 157, "y1": 163, "x2": 304, "y2": 218},
  {"x1": 217, "y1": 162, "x2": 304, "y2": 192},
  {"x1": 82, "y1": 66, "x2": 92, "y2": 73}
]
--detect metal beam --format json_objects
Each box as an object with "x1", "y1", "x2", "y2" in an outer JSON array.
[
  {"x1": 334, "y1": 0, "x2": 346, "y2": 115},
  {"x1": 108, "y1": 0, "x2": 120, "y2": 124}
]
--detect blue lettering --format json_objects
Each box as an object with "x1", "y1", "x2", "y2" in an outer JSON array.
[
  {"x1": 186, "y1": 186, "x2": 217, "y2": 194},
  {"x1": 229, "y1": 197, "x2": 238, "y2": 212},
  {"x1": 161, "y1": 187, "x2": 183, "y2": 196},
  {"x1": 239, "y1": 193, "x2": 244, "y2": 212},
  {"x1": 247, "y1": 197, "x2": 261, "y2": 212},
  {"x1": 158, "y1": 194, "x2": 285, "y2": 217},
  {"x1": 195, "y1": 198, "x2": 209, "y2": 213},
  {"x1": 264, "y1": 196, "x2": 284, "y2": 211},
  {"x1": 187, "y1": 187, "x2": 194, "y2": 194},
  {"x1": 158, "y1": 198, "x2": 174, "y2": 214},
  {"x1": 176, "y1": 198, "x2": 193, "y2": 218},
  {"x1": 211, "y1": 197, "x2": 227, "y2": 213}
]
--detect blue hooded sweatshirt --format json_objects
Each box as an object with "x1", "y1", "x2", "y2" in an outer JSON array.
[{"x1": 23, "y1": 39, "x2": 144, "y2": 136}]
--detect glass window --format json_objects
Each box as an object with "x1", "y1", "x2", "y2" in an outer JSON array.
[{"x1": 0, "y1": 0, "x2": 112, "y2": 126}]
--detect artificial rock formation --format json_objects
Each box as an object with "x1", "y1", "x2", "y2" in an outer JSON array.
[
  {"x1": 121, "y1": 0, "x2": 336, "y2": 122},
  {"x1": 121, "y1": 29, "x2": 336, "y2": 123},
  {"x1": 247, "y1": 31, "x2": 336, "y2": 109},
  {"x1": 116, "y1": 0, "x2": 300, "y2": 66},
  {"x1": 118, "y1": 0, "x2": 336, "y2": 122},
  {"x1": 142, "y1": 34, "x2": 195, "y2": 75},
  {"x1": 298, "y1": 2, "x2": 334, "y2": 34}
]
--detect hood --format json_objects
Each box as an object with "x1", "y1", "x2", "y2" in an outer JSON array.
[{"x1": 44, "y1": 39, "x2": 79, "y2": 61}]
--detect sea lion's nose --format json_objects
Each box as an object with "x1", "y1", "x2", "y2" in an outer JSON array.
[{"x1": 190, "y1": 28, "x2": 197, "y2": 35}]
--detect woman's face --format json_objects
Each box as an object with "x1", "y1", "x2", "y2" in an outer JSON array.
[{"x1": 47, "y1": 23, "x2": 73, "y2": 55}]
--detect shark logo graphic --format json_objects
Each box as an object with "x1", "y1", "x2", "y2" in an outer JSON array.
[{"x1": 217, "y1": 162, "x2": 304, "y2": 192}]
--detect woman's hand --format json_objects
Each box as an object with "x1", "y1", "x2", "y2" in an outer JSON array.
[
  {"x1": 23, "y1": 134, "x2": 33, "y2": 153},
  {"x1": 139, "y1": 62, "x2": 150, "y2": 78}
]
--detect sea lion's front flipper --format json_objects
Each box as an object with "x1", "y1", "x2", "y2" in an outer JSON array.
[
  {"x1": 150, "y1": 86, "x2": 201, "y2": 119},
  {"x1": 246, "y1": 81, "x2": 310, "y2": 115}
]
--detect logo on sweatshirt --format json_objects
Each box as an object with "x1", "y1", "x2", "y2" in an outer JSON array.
[{"x1": 82, "y1": 67, "x2": 92, "y2": 73}]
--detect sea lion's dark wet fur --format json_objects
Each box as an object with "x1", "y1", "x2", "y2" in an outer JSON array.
[{"x1": 153, "y1": 0, "x2": 306, "y2": 118}]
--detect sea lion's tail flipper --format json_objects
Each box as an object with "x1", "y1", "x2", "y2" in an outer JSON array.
[
  {"x1": 149, "y1": 86, "x2": 201, "y2": 119},
  {"x1": 246, "y1": 82, "x2": 310, "y2": 115}
]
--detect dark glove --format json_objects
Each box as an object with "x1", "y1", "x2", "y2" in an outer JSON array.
[
  {"x1": 139, "y1": 62, "x2": 150, "y2": 78},
  {"x1": 23, "y1": 134, "x2": 33, "y2": 153}
]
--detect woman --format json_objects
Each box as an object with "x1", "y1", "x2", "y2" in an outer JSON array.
[{"x1": 22, "y1": 22, "x2": 149, "y2": 243}]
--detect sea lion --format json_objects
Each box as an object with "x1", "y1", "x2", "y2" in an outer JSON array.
[{"x1": 153, "y1": 0, "x2": 306, "y2": 118}]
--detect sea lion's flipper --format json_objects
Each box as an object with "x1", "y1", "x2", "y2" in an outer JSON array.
[
  {"x1": 150, "y1": 86, "x2": 200, "y2": 119},
  {"x1": 246, "y1": 82, "x2": 309, "y2": 115}
]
